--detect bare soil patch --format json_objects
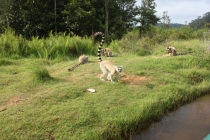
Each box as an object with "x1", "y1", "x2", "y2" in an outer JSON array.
[
  {"x1": 120, "y1": 75, "x2": 150, "y2": 87},
  {"x1": 162, "y1": 54, "x2": 171, "y2": 57},
  {"x1": 0, "y1": 96, "x2": 29, "y2": 112},
  {"x1": 96, "y1": 74, "x2": 150, "y2": 87}
]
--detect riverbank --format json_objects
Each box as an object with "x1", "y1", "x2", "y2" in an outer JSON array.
[{"x1": 0, "y1": 39, "x2": 210, "y2": 140}]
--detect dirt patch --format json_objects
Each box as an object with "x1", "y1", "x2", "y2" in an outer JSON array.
[
  {"x1": 120, "y1": 75, "x2": 149, "y2": 87},
  {"x1": 96, "y1": 74, "x2": 150, "y2": 86},
  {"x1": 162, "y1": 54, "x2": 171, "y2": 57},
  {"x1": 0, "y1": 96, "x2": 28, "y2": 112},
  {"x1": 151, "y1": 54, "x2": 170, "y2": 58},
  {"x1": 0, "y1": 106, "x2": 7, "y2": 112},
  {"x1": 7, "y1": 96, "x2": 27, "y2": 106}
]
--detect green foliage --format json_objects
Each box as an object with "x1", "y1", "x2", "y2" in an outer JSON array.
[
  {"x1": 108, "y1": 0, "x2": 140, "y2": 40},
  {"x1": 150, "y1": 26, "x2": 200, "y2": 40},
  {"x1": 0, "y1": 27, "x2": 209, "y2": 59},
  {"x1": 189, "y1": 12, "x2": 210, "y2": 29},
  {"x1": 118, "y1": 29, "x2": 157, "y2": 56},
  {"x1": 160, "y1": 11, "x2": 171, "y2": 29},
  {"x1": 62, "y1": 0, "x2": 99, "y2": 36},
  {"x1": 108, "y1": 40, "x2": 123, "y2": 54},
  {"x1": 0, "y1": 0, "x2": 12, "y2": 33},
  {"x1": 108, "y1": 26, "x2": 208, "y2": 56},
  {"x1": 0, "y1": 29, "x2": 29, "y2": 58},
  {"x1": 0, "y1": 30, "x2": 95, "y2": 59},
  {"x1": 187, "y1": 70, "x2": 204, "y2": 85},
  {"x1": 26, "y1": 59, "x2": 53, "y2": 82},
  {"x1": 1, "y1": 0, "x2": 208, "y2": 41},
  {"x1": 0, "y1": 58, "x2": 14, "y2": 66},
  {"x1": 9, "y1": 0, "x2": 69, "y2": 38},
  {"x1": 138, "y1": 0, "x2": 160, "y2": 37},
  {"x1": 33, "y1": 67, "x2": 52, "y2": 82},
  {"x1": 1, "y1": 0, "x2": 141, "y2": 39}
]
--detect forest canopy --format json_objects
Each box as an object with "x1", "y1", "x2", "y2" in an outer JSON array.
[
  {"x1": 188, "y1": 12, "x2": 210, "y2": 29},
  {"x1": 0, "y1": 0, "x2": 209, "y2": 40},
  {"x1": 0, "y1": 0, "x2": 160, "y2": 40}
]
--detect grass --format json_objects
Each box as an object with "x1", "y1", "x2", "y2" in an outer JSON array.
[
  {"x1": 0, "y1": 39, "x2": 210, "y2": 140},
  {"x1": 0, "y1": 30, "x2": 95, "y2": 59}
]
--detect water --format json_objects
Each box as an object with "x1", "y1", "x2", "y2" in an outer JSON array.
[{"x1": 132, "y1": 94, "x2": 210, "y2": 140}]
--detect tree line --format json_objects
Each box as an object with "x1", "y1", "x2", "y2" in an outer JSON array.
[
  {"x1": 0, "y1": 0, "x2": 160, "y2": 41},
  {"x1": 188, "y1": 12, "x2": 210, "y2": 29}
]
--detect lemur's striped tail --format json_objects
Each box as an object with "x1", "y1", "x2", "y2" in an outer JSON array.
[
  {"x1": 94, "y1": 32, "x2": 105, "y2": 62},
  {"x1": 68, "y1": 62, "x2": 83, "y2": 71}
]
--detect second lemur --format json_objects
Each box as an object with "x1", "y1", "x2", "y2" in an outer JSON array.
[{"x1": 68, "y1": 55, "x2": 88, "y2": 71}]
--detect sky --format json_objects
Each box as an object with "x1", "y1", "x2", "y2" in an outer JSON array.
[{"x1": 136, "y1": 0, "x2": 210, "y2": 24}]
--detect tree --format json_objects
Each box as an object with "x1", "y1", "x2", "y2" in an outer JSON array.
[
  {"x1": 62, "y1": 0, "x2": 104, "y2": 36},
  {"x1": 108, "y1": 0, "x2": 139, "y2": 40},
  {"x1": 138, "y1": 0, "x2": 160, "y2": 37},
  {"x1": 189, "y1": 12, "x2": 210, "y2": 29},
  {"x1": 161, "y1": 11, "x2": 171, "y2": 29},
  {"x1": 0, "y1": 0, "x2": 12, "y2": 31},
  {"x1": 204, "y1": 22, "x2": 210, "y2": 29},
  {"x1": 104, "y1": 0, "x2": 109, "y2": 42},
  {"x1": 54, "y1": 0, "x2": 57, "y2": 35},
  {"x1": 4, "y1": 0, "x2": 141, "y2": 39},
  {"x1": 9, "y1": 0, "x2": 69, "y2": 38}
]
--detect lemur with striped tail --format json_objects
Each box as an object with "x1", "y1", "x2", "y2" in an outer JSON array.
[
  {"x1": 68, "y1": 55, "x2": 88, "y2": 71},
  {"x1": 94, "y1": 32, "x2": 122, "y2": 83},
  {"x1": 166, "y1": 46, "x2": 188, "y2": 56}
]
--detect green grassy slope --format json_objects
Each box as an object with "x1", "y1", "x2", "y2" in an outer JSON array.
[{"x1": 0, "y1": 39, "x2": 210, "y2": 140}]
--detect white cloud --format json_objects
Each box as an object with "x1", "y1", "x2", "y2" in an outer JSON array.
[{"x1": 136, "y1": 0, "x2": 210, "y2": 24}]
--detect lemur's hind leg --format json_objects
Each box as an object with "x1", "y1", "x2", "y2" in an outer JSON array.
[
  {"x1": 107, "y1": 72, "x2": 115, "y2": 83},
  {"x1": 107, "y1": 73, "x2": 111, "y2": 81},
  {"x1": 100, "y1": 65, "x2": 109, "y2": 81},
  {"x1": 100, "y1": 72, "x2": 108, "y2": 81}
]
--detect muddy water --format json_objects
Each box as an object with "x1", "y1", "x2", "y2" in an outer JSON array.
[{"x1": 132, "y1": 94, "x2": 210, "y2": 140}]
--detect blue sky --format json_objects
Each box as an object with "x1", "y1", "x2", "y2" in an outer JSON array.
[{"x1": 136, "y1": 0, "x2": 210, "y2": 24}]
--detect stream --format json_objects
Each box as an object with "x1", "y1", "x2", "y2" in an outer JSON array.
[{"x1": 132, "y1": 94, "x2": 210, "y2": 140}]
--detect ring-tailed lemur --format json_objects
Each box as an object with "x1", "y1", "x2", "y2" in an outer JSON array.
[
  {"x1": 101, "y1": 48, "x2": 118, "y2": 57},
  {"x1": 94, "y1": 32, "x2": 122, "y2": 83},
  {"x1": 68, "y1": 55, "x2": 88, "y2": 71},
  {"x1": 101, "y1": 48, "x2": 112, "y2": 57},
  {"x1": 166, "y1": 46, "x2": 187, "y2": 56}
]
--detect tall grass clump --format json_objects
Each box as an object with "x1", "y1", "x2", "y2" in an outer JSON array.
[
  {"x1": 32, "y1": 65, "x2": 52, "y2": 82},
  {"x1": 0, "y1": 30, "x2": 96, "y2": 60},
  {"x1": 192, "y1": 41, "x2": 210, "y2": 69},
  {"x1": 24, "y1": 59, "x2": 53, "y2": 82},
  {"x1": 28, "y1": 32, "x2": 95, "y2": 59},
  {"x1": 118, "y1": 30, "x2": 155, "y2": 56},
  {"x1": 149, "y1": 26, "x2": 207, "y2": 41},
  {"x1": 0, "y1": 29, "x2": 29, "y2": 59},
  {"x1": 108, "y1": 40, "x2": 123, "y2": 54}
]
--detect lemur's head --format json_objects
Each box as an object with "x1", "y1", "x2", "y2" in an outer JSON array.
[
  {"x1": 116, "y1": 66, "x2": 123, "y2": 72},
  {"x1": 166, "y1": 47, "x2": 172, "y2": 53}
]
